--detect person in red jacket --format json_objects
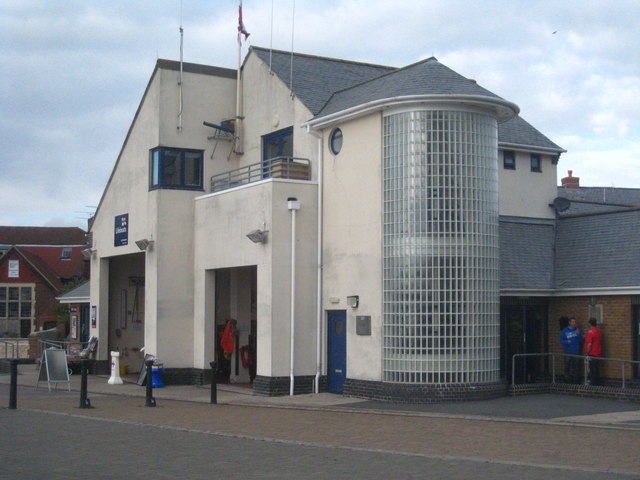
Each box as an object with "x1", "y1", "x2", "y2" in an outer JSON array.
[{"x1": 584, "y1": 317, "x2": 603, "y2": 385}]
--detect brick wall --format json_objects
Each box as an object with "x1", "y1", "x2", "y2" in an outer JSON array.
[{"x1": 549, "y1": 295, "x2": 635, "y2": 380}]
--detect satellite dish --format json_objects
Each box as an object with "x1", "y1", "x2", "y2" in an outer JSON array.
[{"x1": 552, "y1": 197, "x2": 571, "y2": 213}]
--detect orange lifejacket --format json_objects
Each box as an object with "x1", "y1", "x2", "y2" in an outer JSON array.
[{"x1": 221, "y1": 321, "x2": 236, "y2": 355}]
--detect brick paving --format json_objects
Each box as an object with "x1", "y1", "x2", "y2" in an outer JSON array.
[
  {"x1": 2, "y1": 366, "x2": 640, "y2": 478},
  {"x1": 3, "y1": 385, "x2": 640, "y2": 476}
]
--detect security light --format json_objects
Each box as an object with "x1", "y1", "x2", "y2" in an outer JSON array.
[
  {"x1": 135, "y1": 239, "x2": 154, "y2": 251},
  {"x1": 246, "y1": 229, "x2": 268, "y2": 244},
  {"x1": 81, "y1": 248, "x2": 95, "y2": 259},
  {"x1": 347, "y1": 295, "x2": 359, "y2": 308}
]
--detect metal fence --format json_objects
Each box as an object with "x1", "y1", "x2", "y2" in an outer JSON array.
[
  {"x1": 512, "y1": 352, "x2": 640, "y2": 388},
  {"x1": 210, "y1": 156, "x2": 310, "y2": 192},
  {"x1": 0, "y1": 338, "x2": 29, "y2": 359}
]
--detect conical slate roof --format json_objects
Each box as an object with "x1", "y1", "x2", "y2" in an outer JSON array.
[{"x1": 316, "y1": 57, "x2": 505, "y2": 118}]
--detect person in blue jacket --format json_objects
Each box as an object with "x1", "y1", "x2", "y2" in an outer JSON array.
[{"x1": 560, "y1": 317, "x2": 583, "y2": 383}]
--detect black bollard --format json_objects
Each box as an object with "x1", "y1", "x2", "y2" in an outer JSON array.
[
  {"x1": 9, "y1": 359, "x2": 19, "y2": 410},
  {"x1": 79, "y1": 359, "x2": 92, "y2": 409},
  {"x1": 144, "y1": 359, "x2": 156, "y2": 407},
  {"x1": 209, "y1": 361, "x2": 217, "y2": 404}
]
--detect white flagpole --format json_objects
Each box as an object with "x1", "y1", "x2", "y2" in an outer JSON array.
[{"x1": 234, "y1": 10, "x2": 244, "y2": 155}]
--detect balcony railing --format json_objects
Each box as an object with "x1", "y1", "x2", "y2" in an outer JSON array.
[{"x1": 210, "y1": 157, "x2": 310, "y2": 193}]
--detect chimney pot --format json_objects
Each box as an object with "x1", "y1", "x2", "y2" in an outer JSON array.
[{"x1": 561, "y1": 170, "x2": 580, "y2": 189}]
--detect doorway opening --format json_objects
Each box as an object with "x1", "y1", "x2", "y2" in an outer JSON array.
[
  {"x1": 214, "y1": 266, "x2": 257, "y2": 384},
  {"x1": 501, "y1": 303, "x2": 548, "y2": 383},
  {"x1": 107, "y1": 253, "x2": 145, "y2": 374}
]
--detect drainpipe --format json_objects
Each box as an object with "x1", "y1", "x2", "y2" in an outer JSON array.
[
  {"x1": 288, "y1": 197, "x2": 301, "y2": 396},
  {"x1": 306, "y1": 126, "x2": 323, "y2": 394},
  {"x1": 234, "y1": 32, "x2": 244, "y2": 155}
]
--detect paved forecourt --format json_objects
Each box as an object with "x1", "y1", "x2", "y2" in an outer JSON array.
[{"x1": 2, "y1": 382, "x2": 640, "y2": 478}]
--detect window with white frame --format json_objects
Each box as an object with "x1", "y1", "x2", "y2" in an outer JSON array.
[{"x1": 0, "y1": 285, "x2": 35, "y2": 338}]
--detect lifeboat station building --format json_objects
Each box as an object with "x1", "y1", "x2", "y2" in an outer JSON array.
[{"x1": 86, "y1": 47, "x2": 640, "y2": 401}]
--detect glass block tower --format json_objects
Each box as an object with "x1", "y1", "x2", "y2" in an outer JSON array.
[{"x1": 383, "y1": 109, "x2": 500, "y2": 385}]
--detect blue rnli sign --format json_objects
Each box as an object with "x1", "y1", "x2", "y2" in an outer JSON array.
[{"x1": 114, "y1": 214, "x2": 129, "y2": 247}]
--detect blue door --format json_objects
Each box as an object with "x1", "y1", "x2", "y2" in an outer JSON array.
[{"x1": 327, "y1": 310, "x2": 347, "y2": 394}]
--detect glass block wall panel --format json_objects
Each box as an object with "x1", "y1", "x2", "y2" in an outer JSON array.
[{"x1": 382, "y1": 110, "x2": 500, "y2": 384}]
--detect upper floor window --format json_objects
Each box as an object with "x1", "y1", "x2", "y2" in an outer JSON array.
[
  {"x1": 530, "y1": 154, "x2": 542, "y2": 172},
  {"x1": 61, "y1": 247, "x2": 72, "y2": 259},
  {"x1": 150, "y1": 147, "x2": 203, "y2": 190},
  {"x1": 503, "y1": 150, "x2": 516, "y2": 170},
  {"x1": 263, "y1": 127, "x2": 293, "y2": 161}
]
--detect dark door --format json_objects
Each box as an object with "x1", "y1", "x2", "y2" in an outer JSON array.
[
  {"x1": 327, "y1": 310, "x2": 347, "y2": 394},
  {"x1": 262, "y1": 127, "x2": 293, "y2": 176},
  {"x1": 634, "y1": 305, "x2": 640, "y2": 378},
  {"x1": 80, "y1": 305, "x2": 90, "y2": 343},
  {"x1": 501, "y1": 305, "x2": 547, "y2": 383}
]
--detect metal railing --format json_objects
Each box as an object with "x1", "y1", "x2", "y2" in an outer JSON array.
[
  {"x1": 1, "y1": 338, "x2": 29, "y2": 359},
  {"x1": 512, "y1": 352, "x2": 640, "y2": 388},
  {"x1": 38, "y1": 339, "x2": 92, "y2": 358},
  {"x1": 210, "y1": 156, "x2": 310, "y2": 192}
]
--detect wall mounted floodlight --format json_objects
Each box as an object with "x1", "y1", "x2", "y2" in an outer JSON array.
[
  {"x1": 347, "y1": 295, "x2": 359, "y2": 309},
  {"x1": 246, "y1": 229, "x2": 268, "y2": 244},
  {"x1": 135, "y1": 239, "x2": 154, "y2": 251},
  {"x1": 81, "y1": 248, "x2": 95, "y2": 259}
]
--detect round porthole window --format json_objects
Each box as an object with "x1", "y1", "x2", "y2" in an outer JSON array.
[{"x1": 329, "y1": 128, "x2": 343, "y2": 155}]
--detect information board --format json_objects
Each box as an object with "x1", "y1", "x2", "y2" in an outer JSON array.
[{"x1": 37, "y1": 348, "x2": 71, "y2": 391}]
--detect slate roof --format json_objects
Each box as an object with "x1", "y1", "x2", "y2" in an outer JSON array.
[
  {"x1": 57, "y1": 281, "x2": 90, "y2": 303},
  {"x1": 556, "y1": 186, "x2": 640, "y2": 216},
  {"x1": 500, "y1": 217, "x2": 555, "y2": 290},
  {"x1": 499, "y1": 115, "x2": 564, "y2": 153},
  {"x1": 0, "y1": 226, "x2": 86, "y2": 246},
  {"x1": 317, "y1": 57, "x2": 503, "y2": 118},
  {"x1": 251, "y1": 47, "x2": 394, "y2": 115},
  {"x1": 555, "y1": 209, "x2": 640, "y2": 289},
  {"x1": 250, "y1": 46, "x2": 562, "y2": 152}
]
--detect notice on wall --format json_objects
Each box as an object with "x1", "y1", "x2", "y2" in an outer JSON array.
[
  {"x1": 71, "y1": 315, "x2": 78, "y2": 339},
  {"x1": 114, "y1": 213, "x2": 129, "y2": 247},
  {"x1": 8, "y1": 259, "x2": 19, "y2": 278}
]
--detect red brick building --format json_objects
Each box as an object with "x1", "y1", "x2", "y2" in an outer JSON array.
[{"x1": 0, "y1": 226, "x2": 88, "y2": 336}]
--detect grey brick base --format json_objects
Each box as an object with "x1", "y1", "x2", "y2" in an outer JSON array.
[
  {"x1": 344, "y1": 378, "x2": 507, "y2": 403},
  {"x1": 252, "y1": 375, "x2": 327, "y2": 396},
  {"x1": 509, "y1": 382, "x2": 640, "y2": 402}
]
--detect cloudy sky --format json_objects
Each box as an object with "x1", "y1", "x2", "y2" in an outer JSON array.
[{"x1": 1, "y1": 0, "x2": 638, "y2": 228}]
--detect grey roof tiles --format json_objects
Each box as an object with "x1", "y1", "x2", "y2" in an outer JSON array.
[
  {"x1": 500, "y1": 218, "x2": 555, "y2": 290},
  {"x1": 250, "y1": 46, "x2": 563, "y2": 152},
  {"x1": 555, "y1": 209, "x2": 640, "y2": 289}
]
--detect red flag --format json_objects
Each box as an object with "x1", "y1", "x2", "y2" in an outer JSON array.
[{"x1": 238, "y1": 2, "x2": 250, "y2": 40}]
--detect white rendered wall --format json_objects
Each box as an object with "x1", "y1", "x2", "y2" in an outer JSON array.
[
  {"x1": 193, "y1": 180, "x2": 318, "y2": 376},
  {"x1": 239, "y1": 53, "x2": 318, "y2": 176},
  {"x1": 89, "y1": 64, "x2": 236, "y2": 365},
  {"x1": 498, "y1": 150, "x2": 558, "y2": 219},
  {"x1": 320, "y1": 113, "x2": 384, "y2": 382}
]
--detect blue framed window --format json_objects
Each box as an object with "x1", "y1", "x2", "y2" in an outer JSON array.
[
  {"x1": 150, "y1": 147, "x2": 203, "y2": 190},
  {"x1": 503, "y1": 150, "x2": 515, "y2": 170},
  {"x1": 263, "y1": 127, "x2": 293, "y2": 161}
]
